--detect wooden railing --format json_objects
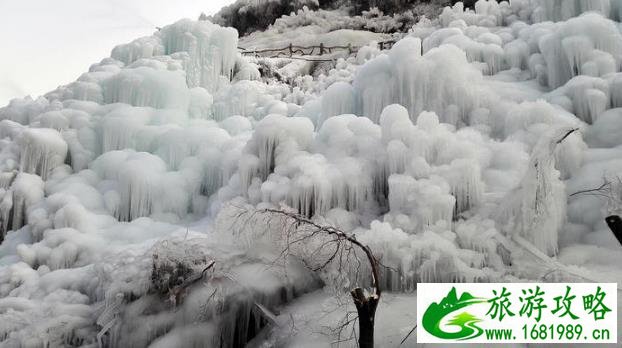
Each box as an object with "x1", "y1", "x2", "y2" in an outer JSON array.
[{"x1": 239, "y1": 40, "x2": 398, "y2": 61}]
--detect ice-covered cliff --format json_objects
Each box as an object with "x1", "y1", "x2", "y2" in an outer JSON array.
[{"x1": 1, "y1": 0, "x2": 622, "y2": 346}]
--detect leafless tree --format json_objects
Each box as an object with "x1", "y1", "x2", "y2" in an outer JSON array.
[
  {"x1": 263, "y1": 209, "x2": 382, "y2": 348},
  {"x1": 234, "y1": 206, "x2": 382, "y2": 348}
]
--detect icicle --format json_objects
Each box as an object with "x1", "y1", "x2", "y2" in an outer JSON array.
[
  {"x1": 564, "y1": 76, "x2": 610, "y2": 124},
  {"x1": 562, "y1": 36, "x2": 594, "y2": 76},
  {"x1": 319, "y1": 82, "x2": 355, "y2": 127},
  {"x1": 111, "y1": 36, "x2": 165, "y2": 65},
  {"x1": 158, "y1": 20, "x2": 238, "y2": 93},
  {"x1": 0, "y1": 189, "x2": 13, "y2": 240},
  {"x1": 101, "y1": 107, "x2": 153, "y2": 153},
  {"x1": 387, "y1": 174, "x2": 455, "y2": 233},
  {"x1": 481, "y1": 43, "x2": 505, "y2": 75},
  {"x1": 245, "y1": 115, "x2": 314, "y2": 182},
  {"x1": 188, "y1": 87, "x2": 214, "y2": 119},
  {"x1": 91, "y1": 151, "x2": 169, "y2": 221},
  {"x1": 436, "y1": 159, "x2": 484, "y2": 217},
  {"x1": 0, "y1": 173, "x2": 44, "y2": 237},
  {"x1": 111, "y1": 20, "x2": 238, "y2": 94},
  {"x1": 538, "y1": 13, "x2": 622, "y2": 88},
  {"x1": 354, "y1": 39, "x2": 487, "y2": 126},
  {"x1": 608, "y1": 73, "x2": 622, "y2": 108},
  {"x1": 18, "y1": 128, "x2": 68, "y2": 180},
  {"x1": 61, "y1": 129, "x2": 94, "y2": 172},
  {"x1": 504, "y1": 39, "x2": 529, "y2": 70},
  {"x1": 0, "y1": 171, "x2": 16, "y2": 189},
  {"x1": 102, "y1": 67, "x2": 190, "y2": 110},
  {"x1": 386, "y1": 140, "x2": 409, "y2": 175},
  {"x1": 533, "y1": 0, "x2": 613, "y2": 22}
]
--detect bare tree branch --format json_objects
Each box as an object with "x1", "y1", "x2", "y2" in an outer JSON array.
[
  {"x1": 556, "y1": 128, "x2": 579, "y2": 144},
  {"x1": 569, "y1": 179, "x2": 611, "y2": 197},
  {"x1": 255, "y1": 208, "x2": 382, "y2": 348},
  {"x1": 262, "y1": 208, "x2": 381, "y2": 298}
]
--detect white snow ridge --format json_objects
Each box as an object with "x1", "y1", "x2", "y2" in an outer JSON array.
[{"x1": 1, "y1": 0, "x2": 622, "y2": 347}]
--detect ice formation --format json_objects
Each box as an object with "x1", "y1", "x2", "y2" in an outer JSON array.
[
  {"x1": 0, "y1": 173, "x2": 44, "y2": 240},
  {"x1": 498, "y1": 128, "x2": 572, "y2": 256},
  {"x1": 1, "y1": 1, "x2": 622, "y2": 346},
  {"x1": 353, "y1": 37, "x2": 492, "y2": 124},
  {"x1": 112, "y1": 20, "x2": 238, "y2": 93},
  {"x1": 18, "y1": 128, "x2": 68, "y2": 180}
]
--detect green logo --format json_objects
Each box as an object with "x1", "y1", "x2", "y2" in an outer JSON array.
[{"x1": 422, "y1": 287, "x2": 486, "y2": 340}]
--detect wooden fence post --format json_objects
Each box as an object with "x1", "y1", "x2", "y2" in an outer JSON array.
[
  {"x1": 320, "y1": 43, "x2": 325, "y2": 55},
  {"x1": 289, "y1": 43, "x2": 293, "y2": 57}
]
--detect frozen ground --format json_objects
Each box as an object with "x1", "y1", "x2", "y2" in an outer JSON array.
[{"x1": 2, "y1": 0, "x2": 622, "y2": 347}]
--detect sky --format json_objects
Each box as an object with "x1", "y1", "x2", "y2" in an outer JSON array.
[{"x1": 0, "y1": 0, "x2": 235, "y2": 106}]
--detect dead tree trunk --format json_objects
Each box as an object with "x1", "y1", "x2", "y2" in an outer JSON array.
[
  {"x1": 605, "y1": 215, "x2": 622, "y2": 246},
  {"x1": 352, "y1": 288, "x2": 378, "y2": 348}
]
